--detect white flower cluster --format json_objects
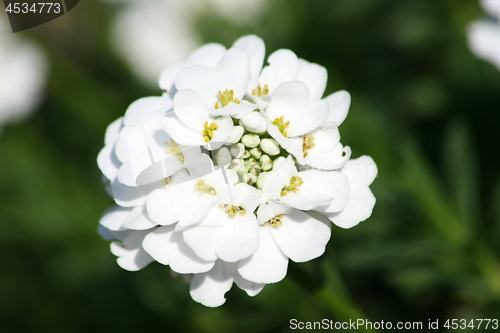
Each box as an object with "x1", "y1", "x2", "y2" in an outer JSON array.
[
  {"x1": 97, "y1": 35, "x2": 377, "y2": 307},
  {"x1": 468, "y1": 0, "x2": 500, "y2": 71}
]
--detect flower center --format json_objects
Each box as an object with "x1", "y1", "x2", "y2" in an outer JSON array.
[
  {"x1": 263, "y1": 214, "x2": 284, "y2": 228},
  {"x1": 281, "y1": 176, "x2": 303, "y2": 196},
  {"x1": 162, "y1": 176, "x2": 173, "y2": 186},
  {"x1": 302, "y1": 135, "x2": 315, "y2": 158},
  {"x1": 195, "y1": 180, "x2": 216, "y2": 195},
  {"x1": 201, "y1": 121, "x2": 218, "y2": 142},
  {"x1": 271, "y1": 116, "x2": 290, "y2": 137},
  {"x1": 215, "y1": 89, "x2": 240, "y2": 109},
  {"x1": 251, "y1": 84, "x2": 269, "y2": 97},
  {"x1": 165, "y1": 139, "x2": 185, "y2": 163},
  {"x1": 219, "y1": 204, "x2": 246, "y2": 217}
]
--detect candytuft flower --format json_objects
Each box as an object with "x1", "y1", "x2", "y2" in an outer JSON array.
[{"x1": 97, "y1": 35, "x2": 377, "y2": 307}]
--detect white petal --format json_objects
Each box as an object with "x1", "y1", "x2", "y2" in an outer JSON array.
[
  {"x1": 97, "y1": 145, "x2": 121, "y2": 181},
  {"x1": 279, "y1": 170, "x2": 349, "y2": 210},
  {"x1": 121, "y1": 205, "x2": 157, "y2": 230},
  {"x1": 190, "y1": 260, "x2": 235, "y2": 307},
  {"x1": 159, "y1": 63, "x2": 189, "y2": 92},
  {"x1": 169, "y1": 232, "x2": 215, "y2": 274},
  {"x1": 187, "y1": 43, "x2": 227, "y2": 68},
  {"x1": 307, "y1": 144, "x2": 351, "y2": 171},
  {"x1": 142, "y1": 225, "x2": 176, "y2": 265},
  {"x1": 309, "y1": 126, "x2": 341, "y2": 154},
  {"x1": 123, "y1": 96, "x2": 172, "y2": 127},
  {"x1": 98, "y1": 224, "x2": 115, "y2": 241},
  {"x1": 146, "y1": 187, "x2": 179, "y2": 225},
  {"x1": 261, "y1": 156, "x2": 297, "y2": 200},
  {"x1": 104, "y1": 117, "x2": 123, "y2": 146},
  {"x1": 238, "y1": 226, "x2": 289, "y2": 283},
  {"x1": 219, "y1": 183, "x2": 262, "y2": 213},
  {"x1": 114, "y1": 126, "x2": 134, "y2": 163},
  {"x1": 209, "y1": 100, "x2": 256, "y2": 119},
  {"x1": 160, "y1": 115, "x2": 205, "y2": 146},
  {"x1": 297, "y1": 59, "x2": 328, "y2": 101},
  {"x1": 271, "y1": 210, "x2": 331, "y2": 262},
  {"x1": 227, "y1": 125, "x2": 244, "y2": 144},
  {"x1": 314, "y1": 170, "x2": 350, "y2": 213},
  {"x1": 286, "y1": 99, "x2": 329, "y2": 137},
  {"x1": 215, "y1": 213, "x2": 260, "y2": 262},
  {"x1": 175, "y1": 65, "x2": 227, "y2": 108},
  {"x1": 266, "y1": 81, "x2": 309, "y2": 126},
  {"x1": 99, "y1": 206, "x2": 132, "y2": 231},
  {"x1": 325, "y1": 90, "x2": 351, "y2": 126},
  {"x1": 111, "y1": 178, "x2": 149, "y2": 207},
  {"x1": 259, "y1": 49, "x2": 299, "y2": 92},
  {"x1": 110, "y1": 230, "x2": 154, "y2": 271},
  {"x1": 143, "y1": 226, "x2": 214, "y2": 274},
  {"x1": 327, "y1": 184, "x2": 376, "y2": 229},
  {"x1": 208, "y1": 116, "x2": 234, "y2": 149},
  {"x1": 233, "y1": 272, "x2": 266, "y2": 297},
  {"x1": 341, "y1": 156, "x2": 378, "y2": 186},
  {"x1": 173, "y1": 89, "x2": 211, "y2": 131},
  {"x1": 216, "y1": 47, "x2": 250, "y2": 99},
  {"x1": 182, "y1": 209, "x2": 221, "y2": 262},
  {"x1": 232, "y1": 35, "x2": 265, "y2": 81},
  {"x1": 275, "y1": 155, "x2": 298, "y2": 185}
]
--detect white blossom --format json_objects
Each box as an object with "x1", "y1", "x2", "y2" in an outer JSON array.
[{"x1": 97, "y1": 34, "x2": 377, "y2": 307}]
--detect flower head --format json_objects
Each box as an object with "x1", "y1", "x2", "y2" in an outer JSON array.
[{"x1": 97, "y1": 35, "x2": 377, "y2": 307}]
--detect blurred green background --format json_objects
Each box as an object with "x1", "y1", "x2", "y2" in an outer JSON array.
[{"x1": 1, "y1": 0, "x2": 500, "y2": 332}]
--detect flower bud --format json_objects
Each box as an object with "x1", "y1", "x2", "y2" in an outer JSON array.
[
  {"x1": 240, "y1": 111, "x2": 267, "y2": 134},
  {"x1": 243, "y1": 173, "x2": 257, "y2": 185},
  {"x1": 241, "y1": 134, "x2": 260, "y2": 148},
  {"x1": 249, "y1": 147, "x2": 262, "y2": 159},
  {"x1": 215, "y1": 147, "x2": 231, "y2": 166},
  {"x1": 259, "y1": 154, "x2": 272, "y2": 171},
  {"x1": 244, "y1": 157, "x2": 257, "y2": 168},
  {"x1": 260, "y1": 138, "x2": 280, "y2": 156},
  {"x1": 249, "y1": 164, "x2": 261, "y2": 175},
  {"x1": 230, "y1": 143, "x2": 245, "y2": 158},
  {"x1": 229, "y1": 158, "x2": 244, "y2": 172}
]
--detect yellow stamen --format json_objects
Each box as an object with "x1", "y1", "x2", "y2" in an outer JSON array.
[
  {"x1": 280, "y1": 176, "x2": 303, "y2": 196},
  {"x1": 271, "y1": 116, "x2": 290, "y2": 137},
  {"x1": 302, "y1": 135, "x2": 315, "y2": 158},
  {"x1": 162, "y1": 176, "x2": 172, "y2": 186},
  {"x1": 219, "y1": 204, "x2": 246, "y2": 217},
  {"x1": 214, "y1": 89, "x2": 240, "y2": 108},
  {"x1": 165, "y1": 140, "x2": 185, "y2": 163},
  {"x1": 251, "y1": 84, "x2": 269, "y2": 97},
  {"x1": 195, "y1": 180, "x2": 216, "y2": 195},
  {"x1": 202, "y1": 121, "x2": 218, "y2": 142},
  {"x1": 263, "y1": 214, "x2": 284, "y2": 228}
]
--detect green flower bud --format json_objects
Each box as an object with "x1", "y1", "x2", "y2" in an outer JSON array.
[{"x1": 260, "y1": 138, "x2": 280, "y2": 156}]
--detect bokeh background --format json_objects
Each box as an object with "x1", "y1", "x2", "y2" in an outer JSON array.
[{"x1": 1, "y1": 0, "x2": 500, "y2": 332}]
